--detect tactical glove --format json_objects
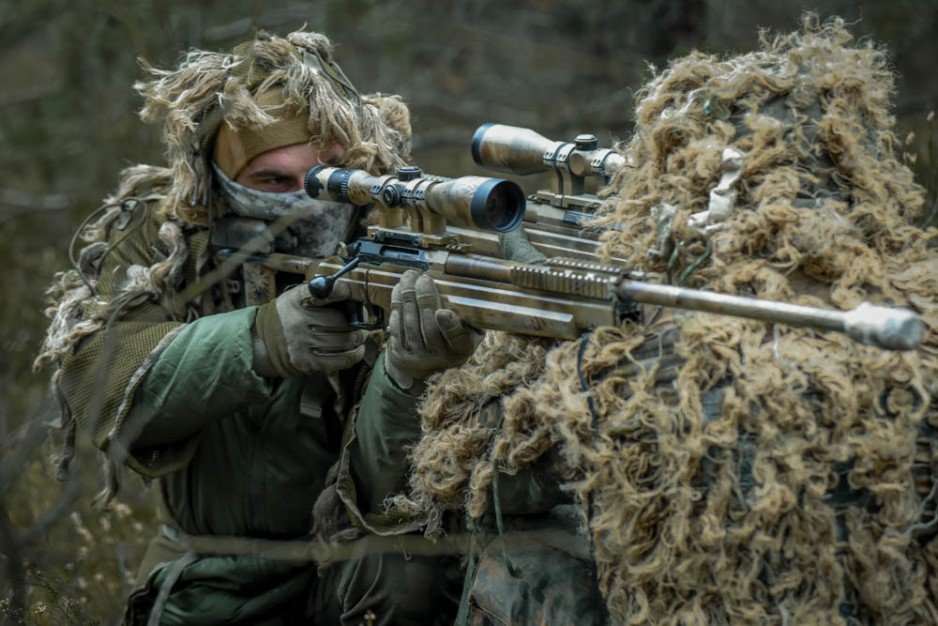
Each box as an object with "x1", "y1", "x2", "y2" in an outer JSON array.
[
  {"x1": 384, "y1": 270, "x2": 483, "y2": 392},
  {"x1": 252, "y1": 282, "x2": 365, "y2": 378}
]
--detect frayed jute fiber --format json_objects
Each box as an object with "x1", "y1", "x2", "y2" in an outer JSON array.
[{"x1": 391, "y1": 16, "x2": 937, "y2": 625}]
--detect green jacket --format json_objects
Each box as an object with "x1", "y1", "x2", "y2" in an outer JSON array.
[{"x1": 54, "y1": 196, "x2": 422, "y2": 622}]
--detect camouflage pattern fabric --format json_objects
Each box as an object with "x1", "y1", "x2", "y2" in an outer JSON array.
[{"x1": 460, "y1": 523, "x2": 609, "y2": 625}]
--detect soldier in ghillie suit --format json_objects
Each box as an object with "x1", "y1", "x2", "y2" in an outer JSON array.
[
  {"x1": 390, "y1": 16, "x2": 936, "y2": 625},
  {"x1": 34, "y1": 30, "x2": 479, "y2": 625}
]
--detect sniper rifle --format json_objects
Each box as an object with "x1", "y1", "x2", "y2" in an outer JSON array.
[{"x1": 295, "y1": 160, "x2": 923, "y2": 351}]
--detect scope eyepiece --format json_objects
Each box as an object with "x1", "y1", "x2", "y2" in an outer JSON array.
[
  {"x1": 304, "y1": 165, "x2": 327, "y2": 198},
  {"x1": 305, "y1": 165, "x2": 354, "y2": 202}
]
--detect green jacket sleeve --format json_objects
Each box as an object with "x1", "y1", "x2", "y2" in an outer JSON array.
[
  {"x1": 60, "y1": 304, "x2": 275, "y2": 479},
  {"x1": 121, "y1": 307, "x2": 273, "y2": 458},
  {"x1": 53, "y1": 196, "x2": 273, "y2": 479},
  {"x1": 350, "y1": 355, "x2": 421, "y2": 512},
  {"x1": 334, "y1": 355, "x2": 427, "y2": 535}
]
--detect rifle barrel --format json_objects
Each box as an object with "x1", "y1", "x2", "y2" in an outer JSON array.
[{"x1": 618, "y1": 281, "x2": 924, "y2": 351}]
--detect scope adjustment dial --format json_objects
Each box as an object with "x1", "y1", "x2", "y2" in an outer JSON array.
[
  {"x1": 397, "y1": 166, "x2": 422, "y2": 181},
  {"x1": 380, "y1": 184, "x2": 403, "y2": 207},
  {"x1": 575, "y1": 134, "x2": 599, "y2": 151}
]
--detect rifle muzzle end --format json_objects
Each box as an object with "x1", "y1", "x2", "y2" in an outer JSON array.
[{"x1": 843, "y1": 302, "x2": 925, "y2": 351}]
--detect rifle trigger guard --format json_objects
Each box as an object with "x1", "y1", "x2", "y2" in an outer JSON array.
[{"x1": 346, "y1": 302, "x2": 384, "y2": 331}]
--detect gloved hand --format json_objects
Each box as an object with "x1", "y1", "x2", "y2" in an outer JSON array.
[
  {"x1": 252, "y1": 282, "x2": 365, "y2": 378},
  {"x1": 384, "y1": 270, "x2": 483, "y2": 392}
]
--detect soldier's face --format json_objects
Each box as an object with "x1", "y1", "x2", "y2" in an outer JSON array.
[{"x1": 235, "y1": 142, "x2": 345, "y2": 194}]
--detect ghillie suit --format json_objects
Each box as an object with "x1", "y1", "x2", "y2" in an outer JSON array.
[
  {"x1": 33, "y1": 30, "x2": 410, "y2": 491},
  {"x1": 391, "y1": 16, "x2": 938, "y2": 625}
]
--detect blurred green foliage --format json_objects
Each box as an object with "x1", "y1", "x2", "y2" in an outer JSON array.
[{"x1": 0, "y1": 0, "x2": 934, "y2": 622}]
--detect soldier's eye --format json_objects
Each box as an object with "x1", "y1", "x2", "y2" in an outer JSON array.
[{"x1": 260, "y1": 176, "x2": 298, "y2": 192}]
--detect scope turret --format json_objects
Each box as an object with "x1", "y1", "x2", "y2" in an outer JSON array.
[{"x1": 304, "y1": 165, "x2": 525, "y2": 233}]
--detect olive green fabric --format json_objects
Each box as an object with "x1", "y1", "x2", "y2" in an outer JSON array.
[
  {"x1": 458, "y1": 508, "x2": 609, "y2": 626},
  {"x1": 498, "y1": 228, "x2": 547, "y2": 264},
  {"x1": 310, "y1": 551, "x2": 460, "y2": 625},
  {"x1": 127, "y1": 538, "x2": 459, "y2": 625},
  {"x1": 55, "y1": 194, "x2": 446, "y2": 622},
  {"x1": 337, "y1": 356, "x2": 427, "y2": 533},
  {"x1": 462, "y1": 533, "x2": 608, "y2": 626},
  {"x1": 127, "y1": 312, "x2": 348, "y2": 541},
  {"x1": 122, "y1": 307, "x2": 273, "y2": 450},
  {"x1": 123, "y1": 340, "x2": 450, "y2": 623},
  {"x1": 128, "y1": 552, "x2": 315, "y2": 625}
]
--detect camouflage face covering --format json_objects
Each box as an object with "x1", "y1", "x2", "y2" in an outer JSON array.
[{"x1": 212, "y1": 162, "x2": 357, "y2": 257}]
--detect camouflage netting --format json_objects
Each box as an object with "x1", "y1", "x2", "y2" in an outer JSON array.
[{"x1": 390, "y1": 16, "x2": 938, "y2": 624}]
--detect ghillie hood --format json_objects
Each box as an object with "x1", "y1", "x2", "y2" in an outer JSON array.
[{"x1": 136, "y1": 29, "x2": 411, "y2": 223}]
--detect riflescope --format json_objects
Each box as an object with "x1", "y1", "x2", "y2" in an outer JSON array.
[
  {"x1": 472, "y1": 123, "x2": 625, "y2": 179},
  {"x1": 305, "y1": 165, "x2": 525, "y2": 233}
]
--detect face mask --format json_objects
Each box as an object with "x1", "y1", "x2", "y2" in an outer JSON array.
[{"x1": 212, "y1": 162, "x2": 359, "y2": 257}]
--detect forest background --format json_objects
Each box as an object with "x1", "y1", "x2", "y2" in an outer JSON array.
[{"x1": 0, "y1": 0, "x2": 935, "y2": 623}]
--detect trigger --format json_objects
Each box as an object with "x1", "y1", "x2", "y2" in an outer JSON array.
[{"x1": 348, "y1": 303, "x2": 385, "y2": 331}]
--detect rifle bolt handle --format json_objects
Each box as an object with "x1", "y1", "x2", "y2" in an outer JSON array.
[
  {"x1": 308, "y1": 276, "x2": 335, "y2": 299},
  {"x1": 308, "y1": 256, "x2": 361, "y2": 300}
]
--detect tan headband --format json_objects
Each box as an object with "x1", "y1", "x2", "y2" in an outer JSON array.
[{"x1": 213, "y1": 88, "x2": 312, "y2": 179}]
